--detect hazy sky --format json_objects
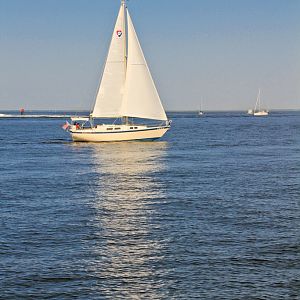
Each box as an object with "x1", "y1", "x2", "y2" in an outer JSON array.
[{"x1": 0, "y1": 0, "x2": 299, "y2": 111}]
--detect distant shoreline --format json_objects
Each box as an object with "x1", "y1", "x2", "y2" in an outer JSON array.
[
  {"x1": 1, "y1": 109, "x2": 300, "y2": 113},
  {"x1": 0, "y1": 109, "x2": 299, "y2": 120}
]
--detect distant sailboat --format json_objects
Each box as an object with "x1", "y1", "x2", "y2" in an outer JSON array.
[
  {"x1": 250, "y1": 89, "x2": 269, "y2": 116},
  {"x1": 198, "y1": 100, "x2": 204, "y2": 116},
  {"x1": 66, "y1": 0, "x2": 170, "y2": 142}
]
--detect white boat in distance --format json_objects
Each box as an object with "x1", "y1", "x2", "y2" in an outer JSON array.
[
  {"x1": 66, "y1": 0, "x2": 170, "y2": 142},
  {"x1": 198, "y1": 100, "x2": 204, "y2": 116},
  {"x1": 250, "y1": 89, "x2": 269, "y2": 116}
]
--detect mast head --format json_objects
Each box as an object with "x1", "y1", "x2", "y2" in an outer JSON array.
[{"x1": 121, "y1": 0, "x2": 126, "y2": 5}]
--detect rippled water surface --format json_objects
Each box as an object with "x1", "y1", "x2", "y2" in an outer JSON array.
[{"x1": 1, "y1": 112, "x2": 299, "y2": 299}]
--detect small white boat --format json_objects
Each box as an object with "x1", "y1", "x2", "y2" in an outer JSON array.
[
  {"x1": 251, "y1": 89, "x2": 269, "y2": 116},
  {"x1": 65, "y1": 0, "x2": 170, "y2": 142},
  {"x1": 198, "y1": 100, "x2": 204, "y2": 116},
  {"x1": 253, "y1": 110, "x2": 268, "y2": 116}
]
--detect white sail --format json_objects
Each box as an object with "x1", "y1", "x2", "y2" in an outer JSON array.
[
  {"x1": 121, "y1": 11, "x2": 167, "y2": 121},
  {"x1": 254, "y1": 89, "x2": 261, "y2": 113},
  {"x1": 92, "y1": 4, "x2": 126, "y2": 118}
]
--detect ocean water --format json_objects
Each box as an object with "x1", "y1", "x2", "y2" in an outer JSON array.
[{"x1": 0, "y1": 111, "x2": 299, "y2": 299}]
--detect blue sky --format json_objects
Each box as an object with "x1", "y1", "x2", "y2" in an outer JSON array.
[{"x1": 0, "y1": 0, "x2": 299, "y2": 111}]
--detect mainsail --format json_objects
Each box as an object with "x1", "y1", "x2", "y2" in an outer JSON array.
[
  {"x1": 92, "y1": 3, "x2": 167, "y2": 121},
  {"x1": 92, "y1": 4, "x2": 126, "y2": 118}
]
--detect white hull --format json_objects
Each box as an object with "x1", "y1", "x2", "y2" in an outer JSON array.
[
  {"x1": 253, "y1": 111, "x2": 268, "y2": 116},
  {"x1": 69, "y1": 124, "x2": 170, "y2": 142}
]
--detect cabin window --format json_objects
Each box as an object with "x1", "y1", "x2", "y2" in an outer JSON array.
[
  {"x1": 107, "y1": 128, "x2": 113, "y2": 130},
  {"x1": 114, "y1": 127, "x2": 121, "y2": 130},
  {"x1": 134, "y1": 127, "x2": 138, "y2": 129},
  {"x1": 130, "y1": 127, "x2": 133, "y2": 129}
]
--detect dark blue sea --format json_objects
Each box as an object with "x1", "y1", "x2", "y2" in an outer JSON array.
[{"x1": 1, "y1": 111, "x2": 299, "y2": 299}]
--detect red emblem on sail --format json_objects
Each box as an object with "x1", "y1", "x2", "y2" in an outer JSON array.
[{"x1": 116, "y1": 30, "x2": 122, "y2": 37}]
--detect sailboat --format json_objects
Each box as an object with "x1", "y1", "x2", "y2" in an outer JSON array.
[
  {"x1": 198, "y1": 100, "x2": 204, "y2": 116},
  {"x1": 66, "y1": 0, "x2": 170, "y2": 142},
  {"x1": 251, "y1": 89, "x2": 269, "y2": 116}
]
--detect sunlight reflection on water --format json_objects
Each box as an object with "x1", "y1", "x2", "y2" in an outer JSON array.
[{"x1": 85, "y1": 142, "x2": 171, "y2": 298}]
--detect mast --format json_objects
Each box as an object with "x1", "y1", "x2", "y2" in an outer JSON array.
[
  {"x1": 121, "y1": 0, "x2": 129, "y2": 124},
  {"x1": 254, "y1": 89, "x2": 261, "y2": 113},
  {"x1": 122, "y1": 0, "x2": 127, "y2": 69},
  {"x1": 258, "y1": 89, "x2": 261, "y2": 111}
]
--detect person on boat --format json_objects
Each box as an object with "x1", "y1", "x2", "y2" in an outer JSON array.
[{"x1": 74, "y1": 122, "x2": 80, "y2": 130}]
